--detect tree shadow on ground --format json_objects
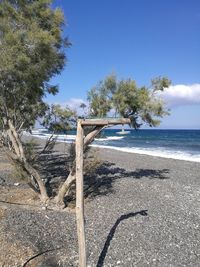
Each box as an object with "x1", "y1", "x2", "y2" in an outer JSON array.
[
  {"x1": 84, "y1": 161, "x2": 170, "y2": 200},
  {"x1": 22, "y1": 247, "x2": 64, "y2": 267},
  {"x1": 34, "y1": 148, "x2": 170, "y2": 203},
  {"x1": 96, "y1": 210, "x2": 148, "y2": 267},
  {"x1": 34, "y1": 151, "x2": 71, "y2": 197}
]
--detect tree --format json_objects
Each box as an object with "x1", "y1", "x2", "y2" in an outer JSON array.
[
  {"x1": 0, "y1": 0, "x2": 70, "y2": 203},
  {"x1": 88, "y1": 74, "x2": 171, "y2": 128},
  {"x1": 42, "y1": 104, "x2": 77, "y2": 132},
  {"x1": 54, "y1": 75, "x2": 171, "y2": 207},
  {"x1": 0, "y1": 1, "x2": 171, "y2": 208}
]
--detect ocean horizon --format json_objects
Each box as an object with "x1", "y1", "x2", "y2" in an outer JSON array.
[{"x1": 27, "y1": 128, "x2": 200, "y2": 163}]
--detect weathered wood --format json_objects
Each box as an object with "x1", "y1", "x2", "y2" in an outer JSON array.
[
  {"x1": 75, "y1": 117, "x2": 131, "y2": 267},
  {"x1": 84, "y1": 126, "x2": 105, "y2": 148},
  {"x1": 76, "y1": 121, "x2": 86, "y2": 267},
  {"x1": 80, "y1": 118, "x2": 131, "y2": 126},
  {"x1": 56, "y1": 118, "x2": 130, "y2": 206},
  {"x1": 56, "y1": 126, "x2": 105, "y2": 206}
]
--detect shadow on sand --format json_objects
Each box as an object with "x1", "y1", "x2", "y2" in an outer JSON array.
[
  {"x1": 34, "y1": 150, "x2": 170, "y2": 202},
  {"x1": 96, "y1": 210, "x2": 148, "y2": 267},
  {"x1": 85, "y1": 161, "x2": 169, "y2": 200}
]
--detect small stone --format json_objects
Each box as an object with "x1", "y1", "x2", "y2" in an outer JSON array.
[{"x1": 14, "y1": 182, "x2": 19, "y2": 186}]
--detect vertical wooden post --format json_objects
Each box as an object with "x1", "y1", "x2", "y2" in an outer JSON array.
[{"x1": 76, "y1": 120, "x2": 86, "y2": 267}]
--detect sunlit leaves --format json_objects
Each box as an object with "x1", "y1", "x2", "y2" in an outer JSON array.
[
  {"x1": 88, "y1": 75, "x2": 171, "y2": 128},
  {"x1": 42, "y1": 104, "x2": 76, "y2": 132},
  {"x1": 151, "y1": 76, "x2": 171, "y2": 92},
  {"x1": 0, "y1": 0, "x2": 69, "y2": 131}
]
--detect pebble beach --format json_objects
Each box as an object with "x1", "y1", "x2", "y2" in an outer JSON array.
[{"x1": 0, "y1": 140, "x2": 200, "y2": 266}]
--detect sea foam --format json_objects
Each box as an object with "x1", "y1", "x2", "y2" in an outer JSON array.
[
  {"x1": 90, "y1": 144, "x2": 200, "y2": 162},
  {"x1": 24, "y1": 131, "x2": 200, "y2": 163}
]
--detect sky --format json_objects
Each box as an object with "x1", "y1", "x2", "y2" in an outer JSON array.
[{"x1": 48, "y1": 0, "x2": 200, "y2": 129}]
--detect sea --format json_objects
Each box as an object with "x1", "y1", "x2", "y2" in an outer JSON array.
[{"x1": 29, "y1": 129, "x2": 200, "y2": 163}]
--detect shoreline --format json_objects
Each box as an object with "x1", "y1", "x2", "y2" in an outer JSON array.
[
  {"x1": 90, "y1": 144, "x2": 200, "y2": 163},
  {"x1": 26, "y1": 133, "x2": 200, "y2": 163}
]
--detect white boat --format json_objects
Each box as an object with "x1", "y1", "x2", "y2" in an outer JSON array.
[{"x1": 116, "y1": 126, "x2": 130, "y2": 135}]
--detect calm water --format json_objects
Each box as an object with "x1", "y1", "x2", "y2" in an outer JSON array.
[{"x1": 30, "y1": 129, "x2": 200, "y2": 162}]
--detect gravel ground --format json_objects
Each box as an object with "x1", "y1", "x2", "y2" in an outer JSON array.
[
  {"x1": 85, "y1": 149, "x2": 200, "y2": 267},
  {"x1": 1, "y1": 144, "x2": 200, "y2": 266},
  {"x1": 1, "y1": 207, "x2": 78, "y2": 266}
]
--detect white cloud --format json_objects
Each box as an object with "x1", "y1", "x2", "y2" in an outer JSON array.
[
  {"x1": 158, "y1": 84, "x2": 200, "y2": 107},
  {"x1": 54, "y1": 84, "x2": 200, "y2": 114},
  {"x1": 64, "y1": 98, "x2": 87, "y2": 109},
  {"x1": 59, "y1": 98, "x2": 89, "y2": 115}
]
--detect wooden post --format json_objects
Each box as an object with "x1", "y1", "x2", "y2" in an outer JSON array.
[
  {"x1": 76, "y1": 120, "x2": 86, "y2": 267},
  {"x1": 81, "y1": 118, "x2": 131, "y2": 126},
  {"x1": 75, "y1": 118, "x2": 131, "y2": 267}
]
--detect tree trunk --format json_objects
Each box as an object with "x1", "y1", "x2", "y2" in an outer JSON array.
[
  {"x1": 83, "y1": 126, "x2": 104, "y2": 147},
  {"x1": 8, "y1": 119, "x2": 25, "y2": 160},
  {"x1": 4, "y1": 119, "x2": 49, "y2": 204},
  {"x1": 7, "y1": 128, "x2": 21, "y2": 158},
  {"x1": 23, "y1": 161, "x2": 49, "y2": 203},
  {"x1": 56, "y1": 125, "x2": 104, "y2": 207},
  {"x1": 55, "y1": 170, "x2": 76, "y2": 207}
]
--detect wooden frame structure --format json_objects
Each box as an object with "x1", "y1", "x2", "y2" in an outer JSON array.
[{"x1": 75, "y1": 118, "x2": 131, "y2": 267}]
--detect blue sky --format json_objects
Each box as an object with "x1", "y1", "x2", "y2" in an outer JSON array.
[{"x1": 49, "y1": 0, "x2": 200, "y2": 129}]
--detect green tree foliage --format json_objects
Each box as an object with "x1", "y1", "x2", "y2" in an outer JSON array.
[
  {"x1": 88, "y1": 75, "x2": 171, "y2": 128},
  {"x1": 42, "y1": 104, "x2": 77, "y2": 132},
  {"x1": 0, "y1": 0, "x2": 70, "y2": 132},
  {"x1": 0, "y1": 0, "x2": 70, "y2": 203},
  {"x1": 87, "y1": 75, "x2": 116, "y2": 118}
]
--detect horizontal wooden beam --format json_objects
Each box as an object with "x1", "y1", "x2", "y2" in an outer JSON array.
[{"x1": 80, "y1": 118, "x2": 131, "y2": 126}]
